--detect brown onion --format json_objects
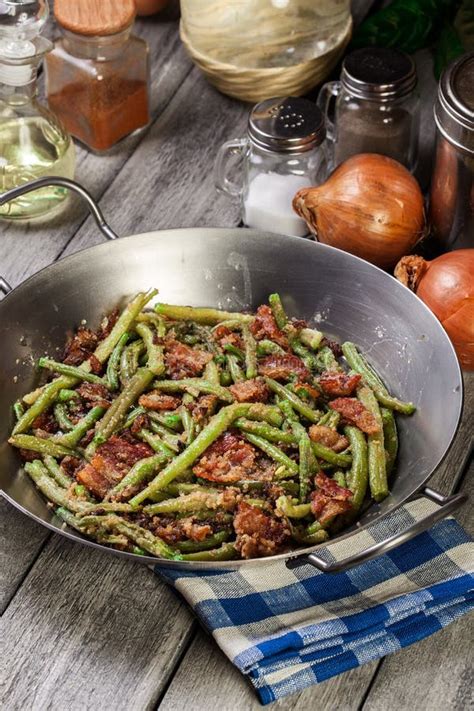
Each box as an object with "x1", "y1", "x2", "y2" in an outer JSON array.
[
  {"x1": 395, "y1": 250, "x2": 474, "y2": 370},
  {"x1": 293, "y1": 154, "x2": 425, "y2": 270},
  {"x1": 135, "y1": 0, "x2": 169, "y2": 15}
]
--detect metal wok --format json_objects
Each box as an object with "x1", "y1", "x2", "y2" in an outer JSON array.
[{"x1": 0, "y1": 178, "x2": 465, "y2": 572}]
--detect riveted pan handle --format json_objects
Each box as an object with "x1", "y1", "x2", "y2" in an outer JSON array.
[
  {"x1": 287, "y1": 486, "x2": 467, "y2": 574},
  {"x1": 0, "y1": 177, "x2": 119, "y2": 241},
  {"x1": 0, "y1": 277, "x2": 12, "y2": 296}
]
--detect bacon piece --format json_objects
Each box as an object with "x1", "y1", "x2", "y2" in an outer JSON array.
[
  {"x1": 310, "y1": 472, "x2": 353, "y2": 525},
  {"x1": 31, "y1": 411, "x2": 58, "y2": 434},
  {"x1": 61, "y1": 455, "x2": 82, "y2": 477},
  {"x1": 250, "y1": 305, "x2": 288, "y2": 348},
  {"x1": 130, "y1": 413, "x2": 150, "y2": 435},
  {"x1": 319, "y1": 371, "x2": 361, "y2": 397},
  {"x1": 213, "y1": 325, "x2": 243, "y2": 350},
  {"x1": 164, "y1": 340, "x2": 213, "y2": 380},
  {"x1": 309, "y1": 425, "x2": 349, "y2": 452},
  {"x1": 229, "y1": 378, "x2": 269, "y2": 403},
  {"x1": 153, "y1": 516, "x2": 213, "y2": 545},
  {"x1": 233, "y1": 501, "x2": 290, "y2": 558},
  {"x1": 88, "y1": 354, "x2": 103, "y2": 375},
  {"x1": 62, "y1": 327, "x2": 98, "y2": 366},
  {"x1": 193, "y1": 432, "x2": 257, "y2": 483},
  {"x1": 258, "y1": 354, "x2": 310, "y2": 382},
  {"x1": 76, "y1": 382, "x2": 111, "y2": 408},
  {"x1": 293, "y1": 381, "x2": 320, "y2": 400},
  {"x1": 190, "y1": 394, "x2": 218, "y2": 423},
  {"x1": 138, "y1": 391, "x2": 181, "y2": 411},
  {"x1": 320, "y1": 337, "x2": 343, "y2": 359},
  {"x1": 329, "y1": 398, "x2": 380, "y2": 435},
  {"x1": 76, "y1": 435, "x2": 153, "y2": 498},
  {"x1": 96, "y1": 308, "x2": 119, "y2": 340}
]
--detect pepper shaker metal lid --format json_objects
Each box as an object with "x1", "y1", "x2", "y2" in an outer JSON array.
[
  {"x1": 434, "y1": 51, "x2": 474, "y2": 155},
  {"x1": 341, "y1": 47, "x2": 417, "y2": 101},
  {"x1": 248, "y1": 96, "x2": 325, "y2": 153}
]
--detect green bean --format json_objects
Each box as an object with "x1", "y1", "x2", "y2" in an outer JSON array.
[
  {"x1": 13, "y1": 401, "x2": 24, "y2": 421},
  {"x1": 175, "y1": 530, "x2": 230, "y2": 553},
  {"x1": 180, "y1": 543, "x2": 238, "y2": 561},
  {"x1": 13, "y1": 376, "x2": 76, "y2": 434},
  {"x1": 226, "y1": 354, "x2": 244, "y2": 383},
  {"x1": 243, "y1": 432, "x2": 298, "y2": 474},
  {"x1": 57, "y1": 406, "x2": 105, "y2": 449},
  {"x1": 122, "y1": 406, "x2": 147, "y2": 430},
  {"x1": 333, "y1": 471, "x2": 347, "y2": 488},
  {"x1": 245, "y1": 498, "x2": 270, "y2": 509},
  {"x1": 136, "y1": 322, "x2": 165, "y2": 376},
  {"x1": 311, "y1": 441, "x2": 352, "y2": 468},
  {"x1": 234, "y1": 418, "x2": 295, "y2": 445},
  {"x1": 155, "y1": 303, "x2": 253, "y2": 325},
  {"x1": 299, "y1": 328, "x2": 324, "y2": 350},
  {"x1": 246, "y1": 404, "x2": 284, "y2": 427},
  {"x1": 143, "y1": 490, "x2": 225, "y2": 515},
  {"x1": 223, "y1": 343, "x2": 245, "y2": 360},
  {"x1": 298, "y1": 432, "x2": 315, "y2": 501},
  {"x1": 257, "y1": 340, "x2": 286, "y2": 357},
  {"x1": 220, "y1": 370, "x2": 232, "y2": 387},
  {"x1": 181, "y1": 404, "x2": 195, "y2": 445},
  {"x1": 151, "y1": 378, "x2": 234, "y2": 403},
  {"x1": 307, "y1": 520, "x2": 324, "y2": 535},
  {"x1": 106, "y1": 332, "x2": 130, "y2": 391},
  {"x1": 77, "y1": 502, "x2": 136, "y2": 515},
  {"x1": 276, "y1": 496, "x2": 311, "y2": 518},
  {"x1": 290, "y1": 339, "x2": 319, "y2": 371},
  {"x1": 358, "y1": 386, "x2": 388, "y2": 502},
  {"x1": 56, "y1": 507, "x2": 88, "y2": 531},
  {"x1": 138, "y1": 429, "x2": 176, "y2": 458},
  {"x1": 80, "y1": 514, "x2": 180, "y2": 559},
  {"x1": 38, "y1": 358, "x2": 106, "y2": 386},
  {"x1": 291, "y1": 523, "x2": 329, "y2": 545},
  {"x1": 89, "y1": 368, "x2": 154, "y2": 452},
  {"x1": 278, "y1": 398, "x2": 299, "y2": 424},
  {"x1": 53, "y1": 403, "x2": 75, "y2": 432},
  {"x1": 344, "y1": 426, "x2": 368, "y2": 511},
  {"x1": 130, "y1": 403, "x2": 274, "y2": 505},
  {"x1": 268, "y1": 293, "x2": 288, "y2": 330},
  {"x1": 242, "y1": 324, "x2": 258, "y2": 379},
  {"x1": 342, "y1": 343, "x2": 416, "y2": 415},
  {"x1": 10, "y1": 434, "x2": 76, "y2": 459},
  {"x1": 149, "y1": 421, "x2": 181, "y2": 451},
  {"x1": 24, "y1": 461, "x2": 86, "y2": 511},
  {"x1": 315, "y1": 346, "x2": 341, "y2": 372},
  {"x1": 203, "y1": 359, "x2": 220, "y2": 386},
  {"x1": 57, "y1": 388, "x2": 80, "y2": 402},
  {"x1": 109, "y1": 453, "x2": 170, "y2": 497},
  {"x1": 22, "y1": 384, "x2": 49, "y2": 406},
  {"x1": 381, "y1": 407, "x2": 398, "y2": 477},
  {"x1": 120, "y1": 340, "x2": 145, "y2": 383},
  {"x1": 136, "y1": 311, "x2": 167, "y2": 336},
  {"x1": 151, "y1": 412, "x2": 182, "y2": 431},
  {"x1": 43, "y1": 455, "x2": 72, "y2": 488},
  {"x1": 264, "y1": 378, "x2": 321, "y2": 424},
  {"x1": 94, "y1": 289, "x2": 158, "y2": 364}
]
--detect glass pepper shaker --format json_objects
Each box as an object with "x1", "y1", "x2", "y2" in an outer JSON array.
[
  {"x1": 215, "y1": 97, "x2": 327, "y2": 237},
  {"x1": 45, "y1": 0, "x2": 150, "y2": 153},
  {"x1": 318, "y1": 47, "x2": 419, "y2": 172}
]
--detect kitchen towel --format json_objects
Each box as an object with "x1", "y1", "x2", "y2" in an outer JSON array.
[{"x1": 157, "y1": 497, "x2": 474, "y2": 704}]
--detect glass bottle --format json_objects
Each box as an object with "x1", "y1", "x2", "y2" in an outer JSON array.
[
  {"x1": 45, "y1": 0, "x2": 150, "y2": 153},
  {"x1": 318, "y1": 48, "x2": 420, "y2": 172},
  {"x1": 0, "y1": 0, "x2": 75, "y2": 220},
  {"x1": 215, "y1": 97, "x2": 328, "y2": 237}
]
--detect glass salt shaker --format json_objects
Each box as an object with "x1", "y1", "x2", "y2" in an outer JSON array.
[
  {"x1": 45, "y1": 0, "x2": 150, "y2": 153},
  {"x1": 318, "y1": 48, "x2": 419, "y2": 172},
  {"x1": 215, "y1": 97, "x2": 327, "y2": 237}
]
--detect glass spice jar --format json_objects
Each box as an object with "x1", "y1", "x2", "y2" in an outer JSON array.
[
  {"x1": 318, "y1": 47, "x2": 419, "y2": 172},
  {"x1": 215, "y1": 97, "x2": 328, "y2": 237},
  {"x1": 45, "y1": 0, "x2": 150, "y2": 152}
]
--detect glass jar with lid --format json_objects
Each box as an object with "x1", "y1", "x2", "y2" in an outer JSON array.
[
  {"x1": 429, "y1": 51, "x2": 473, "y2": 250},
  {"x1": 45, "y1": 0, "x2": 150, "y2": 152},
  {"x1": 215, "y1": 97, "x2": 327, "y2": 237},
  {"x1": 318, "y1": 47, "x2": 419, "y2": 172}
]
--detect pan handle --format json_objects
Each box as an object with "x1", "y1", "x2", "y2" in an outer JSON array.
[
  {"x1": 0, "y1": 177, "x2": 119, "y2": 241},
  {"x1": 287, "y1": 486, "x2": 467, "y2": 574}
]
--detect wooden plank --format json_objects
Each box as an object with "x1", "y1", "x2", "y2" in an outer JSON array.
[
  {"x1": 0, "y1": 5, "x2": 191, "y2": 289},
  {"x1": 0, "y1": 535, "x2": 195, "y2": 711},
  {"x1": 0, "y1": 498, "x2": 50, "y2": 615}
]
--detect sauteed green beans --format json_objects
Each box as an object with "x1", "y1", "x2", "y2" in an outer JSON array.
[{"x1": 9, "y1": 291, "x2": 415, "y2": 561}]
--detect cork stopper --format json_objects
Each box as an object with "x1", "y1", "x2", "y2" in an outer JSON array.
[{"x1": 54, "y1": 0, "x2": 136, "y2": 36}]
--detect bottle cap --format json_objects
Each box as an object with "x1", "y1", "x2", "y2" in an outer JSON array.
[
  {"x1": 0, "y1": 0, "x2": 51, "y2": 86},
  {"x1": 248, "y1": 97, "x2": 325, "y2": 154},
  {"x1": 54, "y1": 0, "x2": 136, "y2": 37},
  {"x1": 435, "y1": 51, "x2": 474, "y2": 155},
  {"x1": 341, "y1": 47, "x2": 417, "y2": 101}
]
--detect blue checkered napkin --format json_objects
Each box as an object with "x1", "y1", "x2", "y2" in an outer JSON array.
[{"x1": 157, "y1": 498, "x2": 474, "y2": 705}]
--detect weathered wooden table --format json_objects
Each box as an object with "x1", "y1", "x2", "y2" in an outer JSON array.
[{"x1": 1, "y1": 3, "x2": 472, "y2": 709}]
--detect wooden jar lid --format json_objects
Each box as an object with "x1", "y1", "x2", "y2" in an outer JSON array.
[{"x1": 54, "y1": 0, "x2": 136, "y2": 36}]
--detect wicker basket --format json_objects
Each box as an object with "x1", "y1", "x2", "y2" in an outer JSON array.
[{"x1": 179, "y1": 20, "x2": 352, "y2": 103}]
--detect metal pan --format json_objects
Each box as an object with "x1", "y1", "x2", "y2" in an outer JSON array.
[{"x1": 0, "y1": 178, "x2": 465, "y2": 572}]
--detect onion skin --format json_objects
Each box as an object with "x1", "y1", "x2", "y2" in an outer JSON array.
[
  {"x1": 395, "y1": 250, "x2": 474, "y2": 370},
  {"x1": 293, "y1": 154, "x2": 425, "y2": 270},
  {"x1": 135, "y1": 0, "x2": 169, "y2": 15}
]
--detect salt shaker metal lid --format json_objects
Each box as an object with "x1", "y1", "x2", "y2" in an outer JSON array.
[
  {"x1": 248, "y1": 96, "x2": 325, "y2": 154},
  {"x1": 341, "y1": 47, "x2": 417, "y2": 101},
  {"x1": 434, "y1": 51, "x2": 474, "y2": 155}
]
